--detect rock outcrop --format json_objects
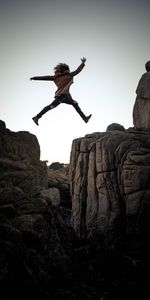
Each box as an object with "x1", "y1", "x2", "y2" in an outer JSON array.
[
  {"x1": 70, "y1": 124, "x2": 150, "y2": 242},
  {"x1": 133, "y1": 66, "x2": 150, "y2": 129},
  {"x1": 47, "y1": 169, "x2": 71, "y2": 208},
  {"x1": 0, "y1": 120, "x2": 73, "y2": 299},
  {"x1": 0, "y1": 120, "x2": 48, "y2": 195},
  {"x1": 0, "y1": 120, "x2": 148, "y2": 299}
]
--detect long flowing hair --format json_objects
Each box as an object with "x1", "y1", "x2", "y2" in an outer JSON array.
[{"x1": 54, "y1": 63, "x2": 70, "y2": 75}]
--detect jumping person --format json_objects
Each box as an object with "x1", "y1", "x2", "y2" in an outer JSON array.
[{"x1": 30, "y1": 57, "x2": 92, "y2": 125}]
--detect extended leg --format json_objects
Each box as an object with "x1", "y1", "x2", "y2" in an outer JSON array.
[
  {"x1": 60, "y1": 94, "x2": 92, "y2": 123},
  {"x1": 32, "y1": 98, "x2": 61, "y2": 125},
  {"x1": 72, "y1": 100, "x2": 92, "y2": 123}
]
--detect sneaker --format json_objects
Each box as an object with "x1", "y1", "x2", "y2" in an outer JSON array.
[
  {"x1": 85, "y1": 114, "x2": 92, "y2": 123},
  {"x1": 32, "y1": 116, "x2": 39, "y2": 125}
]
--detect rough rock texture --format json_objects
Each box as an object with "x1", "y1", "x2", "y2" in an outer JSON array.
[
  {"x1": 42, "y1": 186, "x2": 61, "y2": 206},
  {"x1": 133, "y1": 97, "x2": 150, "y2": 129},
  {"x1": 106, "y1": 123, "x2": 125, "y2": 132},
  {"x1": 47, "y1": 170, "x2": 71, "y2": 208},
  {"x1": 0, "y1": 120, "x2": 73, "y2": 299},
  {"x1": 133, "y1": 70, "x2": 150, "y2": 129},
  {"x1": 0, "y1": 120, "x2": 48, "y2": 196},
  {"x1": 70, "y1": 124, "x2": 150, "y2": 242},
  {"x1": 0, "y1": 120, "x2": 148, "y2": 299},
  {"x1": 0, "y1": 120, "x2": 49, "y2": 220}
]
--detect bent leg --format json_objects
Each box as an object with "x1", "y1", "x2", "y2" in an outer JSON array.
[{"x1": 36, "y1": 98, "x2": 61, "y2": 118}]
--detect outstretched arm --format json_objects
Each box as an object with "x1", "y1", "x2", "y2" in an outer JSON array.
[
  {"x1": 30, "y1": 75, "x2": 54, "y2": 81},
  {"x1": 71, "y1": 57, "x2": 87, "y2": 76}
]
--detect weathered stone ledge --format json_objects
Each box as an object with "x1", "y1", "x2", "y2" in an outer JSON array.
[{"x1": 70, "y1": 124, "x2": 150, "y2": 242}]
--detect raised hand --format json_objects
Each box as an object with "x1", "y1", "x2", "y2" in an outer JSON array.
[{"x1": 81, "y1": 57, "x2": 86, "y2": 64}]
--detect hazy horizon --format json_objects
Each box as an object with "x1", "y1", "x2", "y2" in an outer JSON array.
[{"x1": 1, "y1": 0, "x2": 150, "y2": 164}]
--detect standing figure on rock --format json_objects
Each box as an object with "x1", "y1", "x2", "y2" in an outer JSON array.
[
  {"x1": 133, "y1": 61, "x2": 150, "y2": 129},
  {"x1": 30, "y1": 57, "x2": 92, "y2": 125}
]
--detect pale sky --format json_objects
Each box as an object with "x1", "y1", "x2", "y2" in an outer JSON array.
[{"x1": 1, "y1": 0, "x2": 150, "y2": 164}]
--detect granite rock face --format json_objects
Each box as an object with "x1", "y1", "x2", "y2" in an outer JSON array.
[
  {"x1": 0, "y1": 120, "x2": 147, "y2": 298},
  {"x1": 70, "y1": 124, "x2": 150, "y2": 241},
  {"x1": 47, "y1": 170, "x2": 71, "y2": 207},
  {"x1": 0, "y1": 120, "x2": 73, "y2": 299},
  {"x1": 133, "y1": 69, "x2": 150, "y2": 129},
  {"x1": 0, "y1": 120, "x2": 48, "y2": 196},
  {"x1": 0, "y1": 120, "x2": 49, "y2": 218}
]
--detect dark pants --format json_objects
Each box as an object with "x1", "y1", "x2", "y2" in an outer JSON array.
[{"x1": 36, "y1": 94, "x2": 87, "y2": 122}]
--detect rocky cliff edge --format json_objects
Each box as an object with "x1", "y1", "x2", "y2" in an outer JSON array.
[
  {"x1": 70, "y1": 123, "x2": 150, "y2": 244},
  {"x1": 0, "y1": 120, "x2": 148, "y2": 299}
]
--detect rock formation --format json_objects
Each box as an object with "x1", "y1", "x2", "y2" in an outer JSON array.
[
  {"x1": 47, "y1": 169, "x2": 71, "y2": 208},
  {"x1": 70, "y1": 124, "x2": 150, "y2": 243},
  {"x1": 0, "y1": 120, "x2": 148, "y2": 299},
  {"x1": 0, "y1": 119, "x2": 48, "y2": 195},
  {"x1": 133, "y1": 62, "x2": 150, "y2": 129},
  {"x1": 0, "y1": 120, "x2": 73, "y2": 299}
]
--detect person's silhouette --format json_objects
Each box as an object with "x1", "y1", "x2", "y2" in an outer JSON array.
[{"x1": 30, "y1": 57, "x2": 92, "y2": 125}]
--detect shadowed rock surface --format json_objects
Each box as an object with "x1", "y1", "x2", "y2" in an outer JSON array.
[
  {"x1": 0, "y1": 120, "x2": 73, "y2": 299},
  {"x1": 0, "y1": 120, "x2": 148, "y2": 299},
  {"x1": 47, "y1": 169, "x2": 71, "y2": 208},
  {"x1": 133, "y1": 66, "x2": 150, "y2": 129},
  {"x1": 70, "y1": 125, "x2": 150, "y2": 242}
]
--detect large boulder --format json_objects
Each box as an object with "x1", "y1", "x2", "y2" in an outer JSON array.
[
  {"x1": 0, "y1": 120, "x2": 48, "y2": 196},
  {"x1": 0, "y1": 120, "x2": 49, "y2": 218},
  {"x1": 70, "y1": 124, "x2": 150, "y2": 242},
  {"x1": 47, "y1": 170, "x2": 71, "y2": 208}
]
